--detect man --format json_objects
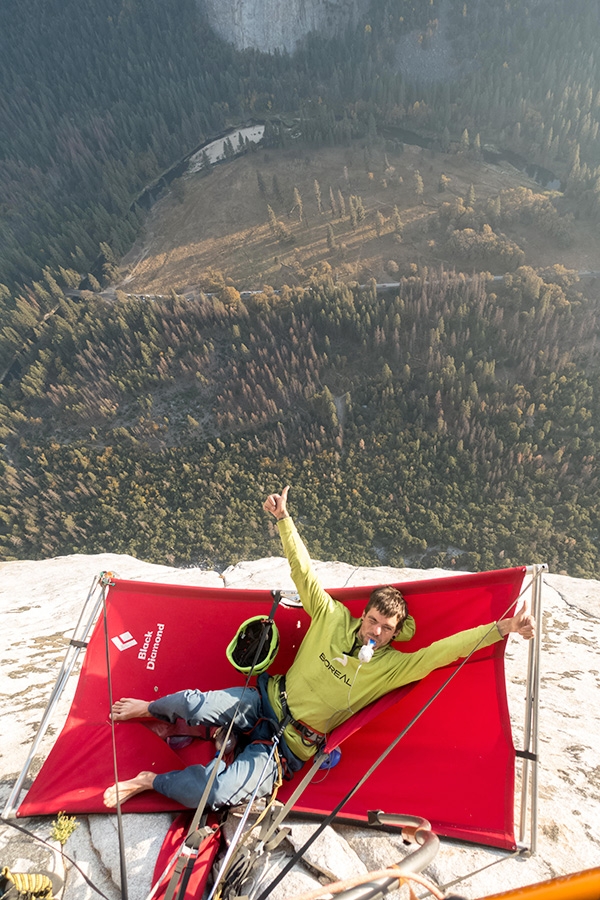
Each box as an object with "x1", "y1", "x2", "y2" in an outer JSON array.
[{"x1": 104, "y1": 486, "x2": 535, "y2": 811}]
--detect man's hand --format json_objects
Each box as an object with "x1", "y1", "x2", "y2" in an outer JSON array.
[
  {"x1": 497, "y1": 602, "x2": 536, "y2": 640},
  {"x1": 263, "y1": 485, "x2": 290, "y2": 520}
]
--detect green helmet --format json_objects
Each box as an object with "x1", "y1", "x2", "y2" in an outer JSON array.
[{"x1": 226, "y1": 616, "x2": 280, "y2": 674}]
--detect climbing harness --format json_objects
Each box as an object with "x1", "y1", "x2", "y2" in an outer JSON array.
[{"x1": 278, "y1": 675, "x2": 324, "y2": 747}]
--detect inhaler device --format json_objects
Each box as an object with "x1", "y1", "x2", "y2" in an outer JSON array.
[{"x1": 358, "y1": 638, "x2": 376, "y2": 663}]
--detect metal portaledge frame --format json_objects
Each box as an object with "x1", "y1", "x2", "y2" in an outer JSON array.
[
  {"x1": 332, "y1": 812, "x2": 439, "y2": 900},
  {"x1": 274, "y1": 589, "x2": 302, "y2": 608},
  {"x1": 518, "y1": 563, "x2": 546, "y2": 854},
  {"x1": 2, "y1": 574, "x2": 109, "y2": 818}
]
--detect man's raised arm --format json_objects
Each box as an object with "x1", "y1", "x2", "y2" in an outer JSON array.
[{"x1": 264, "y1": 486, "x2": 336, "y2": 619}]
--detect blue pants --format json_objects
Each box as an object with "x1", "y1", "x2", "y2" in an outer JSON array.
[{"x1": 149, "y1": 687, "x2": 281, "y2": 810}]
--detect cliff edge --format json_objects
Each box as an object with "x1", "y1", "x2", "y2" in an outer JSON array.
[{"x1": 201, "y1": 0, "x2": 368, "y2": 53}]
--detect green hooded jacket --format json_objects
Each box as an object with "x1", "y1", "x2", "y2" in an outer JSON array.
[{"x1": 267, "y1": 517, "x2": 503, "y2": 760}]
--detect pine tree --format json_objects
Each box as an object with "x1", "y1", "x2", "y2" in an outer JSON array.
[
  {"x1": 314, "y1": 179, "x2": 322, "y2": 214},
  {"x1": 349, "y1": 196, "x2": 358, "y2": 230},
  {"x1": 201, "y1": 150, "x2": 211, "y2": 174},
  {"x1": 326, "y1": 224, "x2": 336, "y2": 251},
  {"x1": 267, "y1": 205, "x2": 278, "y2": 235},
  {"x1": 329, "y1": 186, "x2": 337, "y2": 217},
  {"x1": 393, "y1": 206, "x2": 404, "y2": 235},
  {"x1": 42, "y1": 267, "x2": 64, "y2": 300},
  {"x1": 413, "y1": 170, "x2": 424, "y2": 199},
  {"x1": 355, "y1": 196, "x2": 365, "y2": 222},
  {"x1": 293, "y1": 187, "x2": 303, "y2": 222},
  {"x1": 58, "y1": 266, "x2": 81, "y2": 289},
  {"x1": 99, "y1": 242, "x2": 116, "y2": 265}
]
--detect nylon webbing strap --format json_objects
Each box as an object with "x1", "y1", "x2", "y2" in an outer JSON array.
[
  {"x1": 268, "y1": 591, "x2": 283, "y2": 619},
  {"x1": 254, "y1": 752, "x2": 326, "y2": 849},
  {"x1": 163, "y1": 826, "x2": 211, "y2": 900},
  {"x1": 205, "y1": 737, "x2": 283, "y2": 900},
  {"x1": 278, "y1": 675, "x2": 324, "y2": 746},
  {"x1": 162, "y1": 857, "x2": 187, "y2": 900},
  {"x1": 516, "y1": 749, "x2": 537, "y2": 762}
]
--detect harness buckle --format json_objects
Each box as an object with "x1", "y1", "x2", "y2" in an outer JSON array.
[{"x1": 278, "y1": 676, "x2": 324, "y2": 747}]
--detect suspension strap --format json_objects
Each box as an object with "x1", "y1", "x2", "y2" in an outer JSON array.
[
  {"x1": 252, "y1": 751, "x2": 326, "y2": 852},
  {"x1": 516, "y1": 749, "x2": 538, "y2": 762},
  {"x1": 162, "y1": 824, "x2": 213, "y2": 900},
  {"x1": 205, "y1": 736, "x2": 283, "y2": 900},
  {"x1": 439, "y1": 848, "x2": 523, "y2": 893}
]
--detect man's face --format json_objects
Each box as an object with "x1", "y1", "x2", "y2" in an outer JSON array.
[{"x1": 358, "y1": 607, "x2": 401, "y2": 650}]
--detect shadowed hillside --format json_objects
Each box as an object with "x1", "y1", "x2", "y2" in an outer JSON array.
[{"x1": 1, "y1": 268, "x2": 599, "y2": 576}]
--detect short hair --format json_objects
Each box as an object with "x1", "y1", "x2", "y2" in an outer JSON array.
[{"x1": 366, "y1": 586, "x2": 408, "y2": 633}]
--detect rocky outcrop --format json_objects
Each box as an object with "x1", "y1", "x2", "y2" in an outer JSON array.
[
  {"x1": 1, "y1": 553, "x2": 600, "y2": 898},
  {"x1": 201, "y1": 0, "x2": 368, "y2": 53}
]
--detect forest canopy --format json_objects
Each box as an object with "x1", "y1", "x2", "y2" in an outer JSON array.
[
  {"x1": 1, "y1": 268, "x2": 598, "y2": 577},
  {"x1": 2, "y1": 0, "x2": 600, "y2": 291},
  {"x1": 2, "y1": 0, "x2": 600, "y2": 576}
]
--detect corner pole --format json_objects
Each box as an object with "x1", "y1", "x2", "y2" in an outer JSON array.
[{"x1": 518, "y1": 563, "x2": 545, "y2": 853}]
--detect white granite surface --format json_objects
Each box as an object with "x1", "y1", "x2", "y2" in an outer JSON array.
[{"x1": 1, "y1": 553, "x2": 598, "y2": 899}]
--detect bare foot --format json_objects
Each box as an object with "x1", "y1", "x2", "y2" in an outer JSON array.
[
  {"x1": 103, "y1": 771, "x2": 156, "y2": 807},
  {"x1": 111, "y1": 698, "x2": 152, "y2": 721}
]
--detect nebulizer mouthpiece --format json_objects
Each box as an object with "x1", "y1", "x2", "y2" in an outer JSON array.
[{"x1": 358, "y1": 638, "x2": 376, "y2": 663}]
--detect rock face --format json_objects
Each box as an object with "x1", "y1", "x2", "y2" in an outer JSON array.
[
  {"x1": 201, "y1": 0, "x2": 368, "y2": 53},
  {"x1": 1, "y1": 552, "x2": 599, "y2": 899}
]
